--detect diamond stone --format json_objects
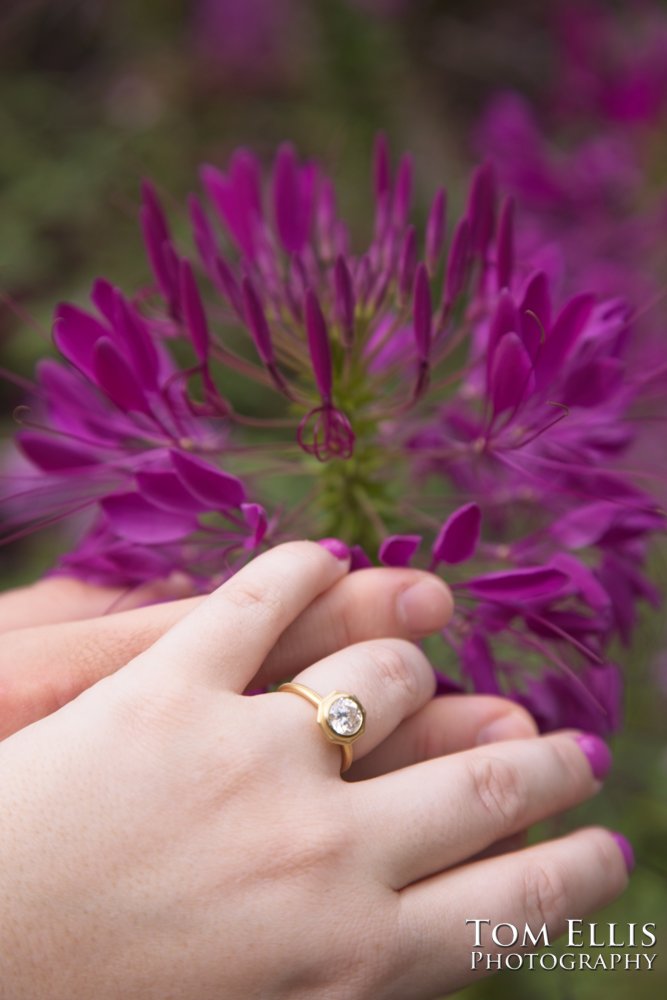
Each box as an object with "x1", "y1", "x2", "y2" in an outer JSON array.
[{"x1": 326, "y1": 696, "x2": 363, "y2": 737}]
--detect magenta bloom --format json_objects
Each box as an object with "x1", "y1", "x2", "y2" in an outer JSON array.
[
  {"x1": 3, "y1": 136, "x2": 664, "y2": 736},
  {"x1": 475, "y1": 1, "x2": 667, "y2": 323}
]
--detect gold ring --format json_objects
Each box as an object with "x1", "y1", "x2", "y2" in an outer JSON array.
[{"x1": 277, "y1": 682, "x2": 366, "y2": 774}]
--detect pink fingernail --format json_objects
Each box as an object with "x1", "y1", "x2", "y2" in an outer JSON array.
[
  {"x1": 610, "y1": 832, "x2": 635, "y2": 874},
  {"x1": 573, "y1": 733, "x2": 612, "y2": 781},
  {"x1": 317, "y1": 538, "x2": 350, "y2": 560}
]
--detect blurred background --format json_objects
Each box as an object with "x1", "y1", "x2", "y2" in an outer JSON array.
[{"x1": 0, "y1": 1, "x2": 665, "y2": 996}]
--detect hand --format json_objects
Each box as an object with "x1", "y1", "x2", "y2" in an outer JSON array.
[
  {"x1": 0, "y1": 555, "x2": 453, "y2": 734},
  {"x1": 0, "y1": 550, "x2": 528, "y2": 747},
  {"x1": 0, "y1": 542, "x2": 629, "y2": 999}
]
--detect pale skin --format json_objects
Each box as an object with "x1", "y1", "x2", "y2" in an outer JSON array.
[{"x1": 0, "y1": 542, "x2": 628, "y2": 999}]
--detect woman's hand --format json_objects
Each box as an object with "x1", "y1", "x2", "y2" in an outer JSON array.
[
  {"x1": 0, "y1": 547, "x2": 531, "y2": 748},
  {"x1": 0, "y1": 542, "x2": 629, "y2": 999}
]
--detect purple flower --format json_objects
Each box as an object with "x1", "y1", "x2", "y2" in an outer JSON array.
[
  {"x1": 5, "y1": 283, "x2": 262, "y2": 586},
  {"x1": 3, "y1": 136, "x2": 664, "y2": 736},
  {"x1": 475, "y1": 1, "x2": 667, "y2": 324}
]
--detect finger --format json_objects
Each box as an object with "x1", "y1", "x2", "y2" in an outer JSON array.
[
  {"x1": 0, "y1": 567, "x2": 452, "y2": 739},
  {"x1": 257, "y1": 568, "x2": 452, "y2": 684},
  {"x1": 0, "y1": 574, "x2": 193, "y2": 633},
  {"x1": 136, "y1": 540, "x2": 351, "y2": 691},
  {"x1": 397, "y1": 828, "x2": 630, "y2": 997},
  {"x1": 0, "y1": 597, "x2": 200, "y2": 739},
  {"x1": 363, "y1": 731, "x2": 611, "y2": 888},
  {"x1": 349, "y1": 695, "x2": 538, "y2": 780},
  {"x1": 268, "y1": 638, "x2": 436, "y2": 776}
]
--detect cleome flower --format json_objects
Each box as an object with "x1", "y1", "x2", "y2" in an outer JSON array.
[
  {"x1": 2, "y1": 137, "x2": 664, "y2": 734},
  {"x1": 475, "y1": 1, "x2": 667, "y2": 310}
]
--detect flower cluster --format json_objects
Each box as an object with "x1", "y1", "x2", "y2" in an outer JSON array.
[
  {"x1": 3, "y1": 135, "x2": 663, "y2": 734},
  {"x1": 475, "y1": 1, "x2": 667, "y2": 307}
]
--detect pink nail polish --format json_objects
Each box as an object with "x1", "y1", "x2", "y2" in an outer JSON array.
[
  {"x1": 574, "y1": 733, "x2": 612, "y2": 781},
  {"x1": 317, "y1": 538, "x2": 350, "y2": 560},
  {"x1": 610, "y1": 832, "x2": 635, "y2": 874}
]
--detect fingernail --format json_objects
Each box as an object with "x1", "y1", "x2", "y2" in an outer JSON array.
[
  {"x1": 610, "y1": 832, "x2": 635, "y2": 874},
  {"x1": 317, "y1": 538, "x2": 350, "y2": 560},
  {"x1": 573, "y1": 732, "x2": 613, "y2": 781},
  {"x1": 397, "y1": 577, "x2": 453, "y2": 635},
  {"x1": 477, "y1": 712, "x2": 538, "y2": 745}
]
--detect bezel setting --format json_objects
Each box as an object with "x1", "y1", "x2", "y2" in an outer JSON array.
[{"x1": 317, "y1": 691, "x2": 366, "y2": 745}]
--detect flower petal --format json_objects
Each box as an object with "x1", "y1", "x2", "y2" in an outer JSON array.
[
  {"x1": 536, "y1": 292, "x2": 595, "y2": 388},
  {"x1": 393, "y1": 153, "x2": 413, "y2": 227},
  {"x1": 92, "y1": 338, "x2": 151, "y2": 414},
  {"x1": 550, "y1": 553, "x2": 611, "y2": 611},
  {"x1": 170, "y1": 450, "x2": 246, "y2": 507},
  {"x1": 112, "y1": 292, "x2": 160, "y2": 389},
  {"x1": 561, "y1": 357, "x2": 624, "y2": 407},
  {"x1": 495, "y1": 196, "x2": 514, "y2": 290},
  {"x1": 139, "y1": 185, "x2": 179, "y2": 313},
  {"x1": 489, "y1": 331, "x2": 534, "y2": 416},
  {"x1": 18, "y1": 431, "x2": 98, "y2": 471},
  {"x1": 465, "y1": 566, "x2": 569, "y2": 602},
  {"x1": 398, "y1": 226, "x2": 417, "y2": 302},
  {"x1": 444, "y1": 218, "x2": 471, "y2": 306},
  {"x1": 334, "y1": 255, "x2": 355, "y2": 344},
  {"x1": 242, "y1": 277, "x2": 274, "y2": 365},
  {"x1": 462, "y1": 632, "x2": 501, "y2": 694},
  {"x1": 379, "y1": 534, "x2": 422, "y2": 567},
  {"x1": 373, "y1": 132, "x2": 391, "y2": 202},
  {"x1": 180, "y1": 259, "x2": 210, "y2": 363},
  {"x1": 188, "y1": 192, "x2": 218, "y2": 270},
  {"x1": 466, "y1": 162, "x2": 496, "y2": 257},
  {"x1": 305, "y1": 289, "x2": 332, "y2": 402},
  {"x1": 135, "y1": 469, "x2": 209, "y2": 513},
  {"x1": 242, "y1": 502, "x2": 268, "y2": 547},
  {"x1": 519, "y1": 270, "x2": 551, "y2": 358},
  {"x1": 426, "y1": 187, "x2": 447, "y2": 272},
  {"x1": 102, "y1": 492, "x2": 198, "y2": 543},
  {"x1": 551, "y1": 502, "x2": 618, "y2": 549},
  {"x1": 273, "y1": 143, "x2": 314, "y2": 254},
  {"x1": 433, "y1": 502, "x2": 481, "y2": 564},
  {"x1": 413, "y1": 263, "x2": 432, "y2": 362},
  {"x1": 486, "y1": 288, "x2": 519, "y2": 373},
  {"x1": 201, "y1": 150, "x2": 262, "y2": 260},
  {"x1": 350, "y1": 545, "x2": 373, "y2": 571},
  {"x1": 53, "y1": 303, "x2": 107, "y2": 377}
]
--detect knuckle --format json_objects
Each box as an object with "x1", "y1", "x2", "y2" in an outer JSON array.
[
  {"x1": 467, "y1": 754, "x2": 525, "y2": 830},
  {"x1": 222, "y1": 578, "x2": 284, "y2": 618},
  {"x1": 368, "y1": 641, "x2": 423, "y2": 703},
  {"x1": 255, "y1": 812, "x2": 355, "y2": 886},
  {"x1": 522, "y1": 861, "x2": 569, "y2": 929}
]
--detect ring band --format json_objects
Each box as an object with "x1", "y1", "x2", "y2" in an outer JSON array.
[{"x1": 278, "y1": 682, "x2": 366, "y2": 774}]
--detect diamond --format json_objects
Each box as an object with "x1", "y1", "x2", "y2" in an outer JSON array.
[{"x1": 326, "y1": 696, "x2": 364, "y2": 737}]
